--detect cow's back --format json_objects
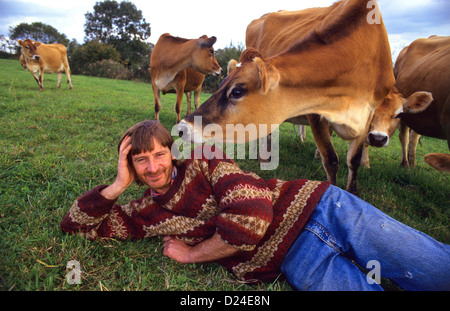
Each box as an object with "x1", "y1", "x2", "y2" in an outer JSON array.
[
  {"x1": 246, "y1": 7, "x2": 332, "y2": 57},
  {"x1": 37, "y1": 43, "x2": 68, "y2": 72},
  {"x1": 395, "y1": 36, "x2": 450, "y2": 99}
]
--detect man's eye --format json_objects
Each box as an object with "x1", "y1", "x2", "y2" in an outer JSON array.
[
  {"x1": 230, "y1": 87, "x2": 246, "y2": 99},
  {"x1": 155, "y1": 153, "x2": 166, "y2": 159}
]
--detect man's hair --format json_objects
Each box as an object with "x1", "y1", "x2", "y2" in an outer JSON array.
[{"x1": 118, "y1": 120, "x2": 174, "y2": 168}]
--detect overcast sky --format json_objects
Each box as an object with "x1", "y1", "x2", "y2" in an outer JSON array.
[{"x1": 1, "y1": 0, "x2": 449, "y2": 60}]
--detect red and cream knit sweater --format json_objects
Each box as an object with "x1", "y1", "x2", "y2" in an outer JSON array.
[{"x1": 61, "y1": 148, "x2": 329, "y2": 283}]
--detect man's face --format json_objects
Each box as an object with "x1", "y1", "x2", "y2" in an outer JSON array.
[{"x1": 131, "y1": 139, "x2": 175, "y2": 195}]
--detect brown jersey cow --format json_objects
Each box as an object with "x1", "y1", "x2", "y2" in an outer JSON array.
[
  {"x1": 150, "y1": 34, "x2": 222, "y2": 123},
  {"x1": 18, "y1": 39, "x2": 72, "y2": 91},
  {"x1": 180, "y1": 0, "x2": 396, "y2": 194},
  {"x1": 394, "y1": 36, "x2": 450, "y2": 172}
]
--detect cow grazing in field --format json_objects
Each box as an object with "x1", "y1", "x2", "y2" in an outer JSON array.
[
  {"x1": 18, "y1": 39, "x2": 73, "y2": 91},
  {"x1": 150, "y1": 33, "x2": 222, "y2": 123},
  {"x1": 394, "y1": 36, "x2": 450, "y2": 172},
  {"x1": 179, "y1": 0, "x2": 397, "y2": 194}
]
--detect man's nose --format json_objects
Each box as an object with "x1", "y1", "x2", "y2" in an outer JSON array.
[{"x1": 146, "y1": 160, "x2": 158, "y2": 173}]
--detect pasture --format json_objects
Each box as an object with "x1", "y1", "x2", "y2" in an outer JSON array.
[{"x1": 0, "y1": 58, "x2": 448, "y2": 291}]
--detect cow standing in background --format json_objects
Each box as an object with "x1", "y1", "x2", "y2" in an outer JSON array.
[
  {"x1": 150, "y1": 34, "x2": 222, "y2": 123},
  {"x1": 394, "y1": 36, "x2": 450, "y2": 172},
  {"x1": 18, "y1": 39, "x2": 73, "y2": 91}
]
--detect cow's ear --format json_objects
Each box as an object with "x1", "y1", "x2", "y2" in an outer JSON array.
[
  {"x1": 227, "y1": 59, "x2": 238, "y2": 75},
  {"x1": 18, "y1": 40, "x2": 23, "y2": 46},
  {"x1": 253, "y1": 57, "x2": 280, "y2": 94},
  {"x1": 239, "y1": 48, "x2": 262, "y2": 62},
  {"x1": 198, "y1": 36, "x2": 217, "y2": 48},
  {"x1": 34, "y1": 41, "x2": 42, "y2": 47},
  {"x1": 403, "y1": 91, "x2": 433, "y2": 113}
]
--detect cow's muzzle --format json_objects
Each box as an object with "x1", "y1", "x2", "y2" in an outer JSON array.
[{"x1": 178, "y1": 120, "x2": 205, "y2": 144}]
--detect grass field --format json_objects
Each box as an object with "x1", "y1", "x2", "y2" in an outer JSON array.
[{"x1": 0, "y1": 58, "x2": 449, "y2": 291}]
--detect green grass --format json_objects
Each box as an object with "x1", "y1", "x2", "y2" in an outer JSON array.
[{"x1": 0, "y1": 58, "x2": 449, "y2": 291}]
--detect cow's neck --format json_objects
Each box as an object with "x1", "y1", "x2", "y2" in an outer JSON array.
[{"x1": 159, "y1": 41, "x2": 196, "y2": 80}]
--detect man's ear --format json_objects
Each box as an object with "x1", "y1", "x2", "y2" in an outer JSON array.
[{"x1": 253, "y1": 57, "x2": 280, "y2": 94}]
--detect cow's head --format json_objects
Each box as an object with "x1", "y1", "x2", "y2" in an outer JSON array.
[
  {"x1": 191, "y1": 35, "x2": 222, "y2": 76},
  {"x1": 366, "y1": 87, "x2": 433, "y2": 147},
  {"x1": 18, "y1": 39, "x2": 41, "y2": 61},
  {"x1": 179, "y1": 48, "x2": 282, "y2": 143}
]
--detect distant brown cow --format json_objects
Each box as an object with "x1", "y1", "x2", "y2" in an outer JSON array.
[
  {"x1": 394, "y1": 36, "x2": 450, "y2": 172},
  {"x1": 18, "y1": 39, "x2": 73, "y2": 91},
  {"x1": 150, "y1": 33, "x2": 222, "y2": 123}
]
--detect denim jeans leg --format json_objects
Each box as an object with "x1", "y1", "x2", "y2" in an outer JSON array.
[
  {"x1": 281, "y1": 219, "x2": 383, "y2": 291},
  {"x1": 282, "y1": 185, "x2": 450, "y2": 291}
]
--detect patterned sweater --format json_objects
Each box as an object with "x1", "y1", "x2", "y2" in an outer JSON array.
[{"x1": 61, "y1": 148, "x2": 329, "y2": 283}]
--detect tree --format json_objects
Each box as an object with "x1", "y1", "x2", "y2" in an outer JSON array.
[
  {"x1": 84, "y1": 1, "x2": 151, "y2": 44},
  {"x1": 84, "y1": 0, "x2": 151, "y2": 69},
  {"x1": 9, "y1": 22, "x2": 69, "y2": 45}
]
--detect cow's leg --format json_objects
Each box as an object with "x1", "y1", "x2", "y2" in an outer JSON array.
[
  {"x1": 38, "y1": 70, "x2": 44, "y2": 91},
  {"x1": 57, "y1": 72, "x2": 63, "y2": 88},
  {"x1": 399, "y1": 123, "x2": 410, "y2": 167},
  {"x1": 308, "y1": 114, "x2": 338, "y2": 186},
  {"x1": 175, "y1": 85, "x2": 185, "y2": 123},
  {"x1": 346, "y1": 126, "x2": 369, "y2": 196},
  {"x1": 151, "y1": 81, "x2": 161, "y2": 121},
  {"x1": 185, "y1": 92, "x2": 192, "y2": 116},
  {"x1": 360, "y1": 143, "x2": 370, "y2": 169},
  {"x1": 64, "y1": 63, "x2": 73, "y2": 89},
  {"x1": 408, "y1": 130, "x2": 421, "y2": 168},
  {"x1": 29, "y1": 70, "x2": 41, "y2": 90},
  {"x1": 442, "y1": 98, "x2": 450, "y2": 150},
  {"x1": 194, "y1": 88, "x2": 201, "y2": 111}
]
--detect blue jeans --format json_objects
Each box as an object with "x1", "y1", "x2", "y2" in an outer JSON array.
[{"x1": 281, "y1": 186, "x2": 450, "y2": 291}]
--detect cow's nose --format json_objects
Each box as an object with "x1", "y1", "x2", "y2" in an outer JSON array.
[
  {"x1": 178, "y1": 120, "x2": 192, "y2": 141},
  {"x1": 367, "y1": 132, "x2": 389, "y2": 147}
]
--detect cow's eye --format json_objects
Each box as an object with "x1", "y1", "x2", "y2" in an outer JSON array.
[{"x1": 230, "y1": 86, "x2": 246, "y2": 99}]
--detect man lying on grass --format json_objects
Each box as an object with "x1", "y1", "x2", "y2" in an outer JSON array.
[{"x1": 61, "y1": 120, "x2": 450, "y2": 291}]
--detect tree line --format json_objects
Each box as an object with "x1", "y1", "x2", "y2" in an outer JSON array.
[{"x1": 3, "y1": 0, "x2": 243, "y2": 92}]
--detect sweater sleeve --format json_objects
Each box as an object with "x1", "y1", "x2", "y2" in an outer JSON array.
[
  {"x1": 60, "y1": 185, "x2": 147, "y2": 240},
  {"x1": 203, "y1": 149, "x2": 273, "y2": 251}
]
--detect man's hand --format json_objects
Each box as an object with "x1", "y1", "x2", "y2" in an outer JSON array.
[
  {"x1": 163, "y1": 237, "x2": 193, "y2": 264},
  {"x1": 163, "y1": 233, "x2": 239, "y2": 264},
  {"x1": 101, "y1": 135, "x2": 136, "y2": 200}
]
